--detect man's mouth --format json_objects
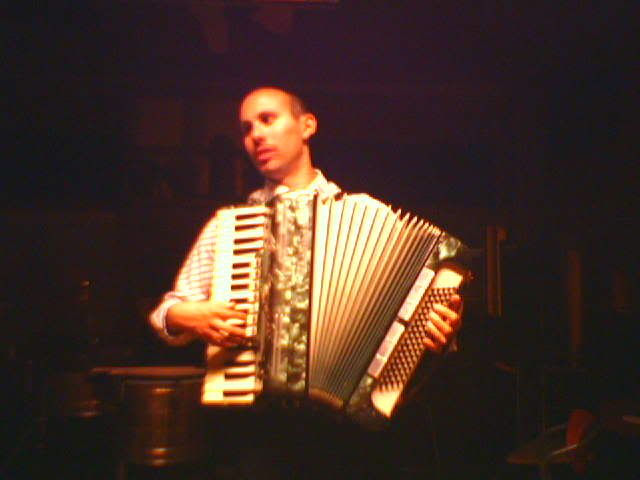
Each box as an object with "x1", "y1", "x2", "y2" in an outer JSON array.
[{"x1": 256, "y1": 147, "x2": 277, "y2": 163}]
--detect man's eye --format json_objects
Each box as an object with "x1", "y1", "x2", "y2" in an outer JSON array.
[{"x1": 260, "y1": 113, "x2": 276, "y2": 124}]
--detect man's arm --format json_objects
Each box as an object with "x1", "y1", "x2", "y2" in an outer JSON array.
[
  {"x1": 149, "y1": 216, "x2": 247, "y2": 347},
  {"x1": 165, "y1": 300, "x2": 248, "y2": 347}
]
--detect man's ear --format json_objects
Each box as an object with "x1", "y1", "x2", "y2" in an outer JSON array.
[{"x1": 300, "y1": 113, "x2": 317, "y2": 141}]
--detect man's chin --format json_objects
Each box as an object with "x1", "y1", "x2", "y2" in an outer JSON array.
[
  {"x1": 256, "y1": 164, "x2": 283, "y2": 182},
  {"x1": 254, "y1": 159, "x2": 274, "y2": 172},
  {"x1": 264, "y1": 172, "x2": 285, "y2": 184}
]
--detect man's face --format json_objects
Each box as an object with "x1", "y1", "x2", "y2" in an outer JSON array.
[{"x1": 239, "y1": 89, "x2": 314, "y2": 182}]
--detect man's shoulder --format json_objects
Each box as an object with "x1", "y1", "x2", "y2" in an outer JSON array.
[
  {"x1": 320, "y1": 180, "x2": 342, "y2": 201},
  {"x1": 247, "y1": 188, "x2": 267, "y2": 205},
  {"x1": 340, "y1": 192, "x2": 388, "y2": 208},
  {"x1": 194, "y1": 214, "x2": 219, "y2": 243}
]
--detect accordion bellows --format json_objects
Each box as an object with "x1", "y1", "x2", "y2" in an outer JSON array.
[{"x1": 202, "y1": 192, "x2": 467, "y2": 425}]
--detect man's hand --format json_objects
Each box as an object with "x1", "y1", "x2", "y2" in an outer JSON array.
[
  {"x1": 166, "y1": 300, "x2": 248, "y2": 347},
  {"x1": 423, "y1": 294, "x2": 463, "y2": 353}
]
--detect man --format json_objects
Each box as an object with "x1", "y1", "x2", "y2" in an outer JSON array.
[
  {"x1": 148, "y1": 86, "x2": 464, "y2": 478},
  {"x1": 150, "y1": 86, "x2": 462, "y2": 351}
]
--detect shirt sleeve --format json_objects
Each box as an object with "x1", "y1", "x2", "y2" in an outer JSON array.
[{"x1": 148, "y1": 216, "x2": 219, "y2": 346}]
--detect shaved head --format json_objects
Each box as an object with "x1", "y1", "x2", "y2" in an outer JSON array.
[
  {"x1": 239, "y1": 86, "x2": 318, "y2": 188},
  {"x1": 241, "y1": 87, "x2": 309, "y2": 118}
]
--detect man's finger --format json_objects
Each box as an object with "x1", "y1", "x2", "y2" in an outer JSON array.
[
  {"x1": 209, "y1": 329, "x2": 242, "y2": 347},
  {"x1": 212, "y1": 319, "x2": 249, "y2": 337},
  {"x1": 426, "y1": 317, "x2": 448, "y2": 345},
  {"x1": 217, "y1": 307, "x2": 248, "y2": 320},
  {"x1": 423, "y1": 337, "x2": 442, "y2": 353},
  {"x1": 428, "y1": 311, "x2": 452, "y2": 336},
  {"x1": 448, "y1": 294, "x2": 462, "y2": 309},
  {"x1": 432, "y1": 303, "x2": 458, "y2": 322}
]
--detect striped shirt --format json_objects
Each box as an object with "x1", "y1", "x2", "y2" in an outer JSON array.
[{"x1": 149, "y1": 170, "x2": 341, "y2": 345}]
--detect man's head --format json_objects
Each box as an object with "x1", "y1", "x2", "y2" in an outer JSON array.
[{"x1": 239, "y1": 87, "x2": 317, "y2": 186}]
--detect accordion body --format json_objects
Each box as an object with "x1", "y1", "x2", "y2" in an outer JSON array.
[{"x1": 202, "y1": 192, "x2": 467, "y2": 425}]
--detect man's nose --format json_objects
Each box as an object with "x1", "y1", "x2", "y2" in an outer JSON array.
[{"x1": 250, "y1": 123, "x2": 266, "y2": 142}]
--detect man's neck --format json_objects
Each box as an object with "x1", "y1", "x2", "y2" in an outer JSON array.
[{"x1": 274, "y1": 164, "x2": 318, "y2": 191}]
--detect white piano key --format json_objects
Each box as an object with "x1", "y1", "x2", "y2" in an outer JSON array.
[
  {"x1": 224, "y1": 364, "x2": 256, "y2": 376},
  {"x1": 234, "y1": 350, "x2": 256, "y2": 363},
  {"x1": 225, "y1": 318, "x2": 246, "y2": 327},
  {"x1": 221, "y1": 376, "x2": 258, "y2": 393},
  {"x1": 231, "y1": 226, "x2": 266, "y2": 240},
  {"x1": 233, "y1": 239, "x2": 265, "y2": 252}
]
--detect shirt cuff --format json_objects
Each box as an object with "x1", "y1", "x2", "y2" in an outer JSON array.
[{"x1": 149, "y1": 297, "x2": 197, "y2": 346}]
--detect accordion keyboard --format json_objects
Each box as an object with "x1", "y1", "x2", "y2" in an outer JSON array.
[{"x1": 202, "y1": 205, "x2": 269, "y2": 406}]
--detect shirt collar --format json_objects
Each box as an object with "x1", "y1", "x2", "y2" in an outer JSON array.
[{"x1": 248, "y1": 169, "x2": 340, "y2": 204}]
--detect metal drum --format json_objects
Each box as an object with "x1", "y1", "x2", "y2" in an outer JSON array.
[{"x1": 107, "y1": 366, "x2": 208, "y2": 467}]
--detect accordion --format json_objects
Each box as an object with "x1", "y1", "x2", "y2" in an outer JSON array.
[{"x1": 202, "y1": 192, "x2": 468, "y2": 426}]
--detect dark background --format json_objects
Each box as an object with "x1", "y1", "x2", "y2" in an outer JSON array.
[{"x1": 1, "y1": 1, "x2": 638, "y2": 478}]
